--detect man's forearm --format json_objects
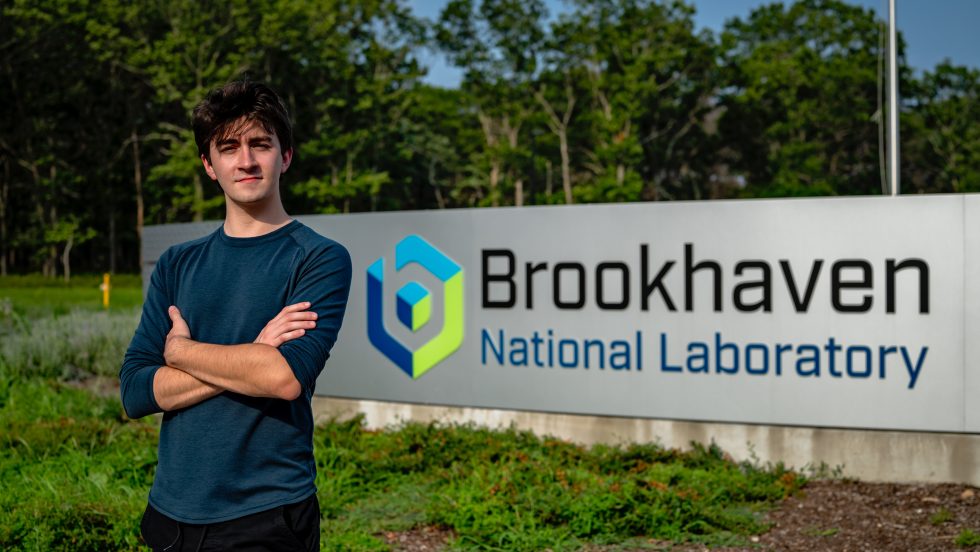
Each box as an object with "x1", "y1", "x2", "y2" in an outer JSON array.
[
  {"x1": 166, "y1": 339, "x2": 301, "y2": 400},
  {"x1": 153, "y1": 366, "x2": 225, "y2": 411}
]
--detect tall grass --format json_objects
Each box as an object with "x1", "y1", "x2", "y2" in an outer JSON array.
[
  {"x1": 0, "y1": 381, "x2": 155, "y2": 551},
  {"x1": 0, "y1": 306, "x2": 139, "y2": 381}
]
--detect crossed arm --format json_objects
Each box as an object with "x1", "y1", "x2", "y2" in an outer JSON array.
[{"x1": 152, "y1": 303, "x2": 317, "y2": 411}]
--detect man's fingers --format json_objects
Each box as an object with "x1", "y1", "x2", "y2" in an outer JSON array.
[
  {"x1": 280, "y1": 302, "x2": 312, "y2": 315},
  {"x1": 266, "y1": 320, "x2": 316, "y2": 341},
  {"x1": 275, "y1": 328, "x2": 305, "y2": 346},
  {"x1": 280, "y1": 311, "x2": 317, "y2": 323},
  {"x1": 269, "y1": 302, "x2": 312, "y2": 324},
  {"x1": 255, "y1": 303, "x2": 314, "y2": 346},
  {"x1": 279, "y1": 320, "x2": 317, "y2": 333}
]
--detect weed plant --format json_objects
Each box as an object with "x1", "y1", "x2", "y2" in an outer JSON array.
[
  {"x1": 931, "y1": 507, "x2": 954, "y2": 525},
  {"x1": 956, "y1": 528, "x2": 980, "y2": 547}
]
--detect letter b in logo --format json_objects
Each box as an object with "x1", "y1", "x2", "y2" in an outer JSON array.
[{"x1": 367, "y1": 235, "x2": 464, "y2": 378}]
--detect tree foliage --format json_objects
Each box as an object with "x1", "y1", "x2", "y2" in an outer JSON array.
[{"x1": 1, "y1": 0, "x2": 977, "y2": 276}]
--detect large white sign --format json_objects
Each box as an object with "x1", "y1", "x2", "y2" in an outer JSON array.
[{"x1": 144, "y1": 195, "x2": 980, "y2": 433}]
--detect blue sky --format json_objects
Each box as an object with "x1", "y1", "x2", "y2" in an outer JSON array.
[{"x1": 408, "y1": 0, "x2": 980, "y2": 88}]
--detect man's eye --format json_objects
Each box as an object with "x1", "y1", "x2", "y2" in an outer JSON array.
[{"x1": 254, "y1": 144, "x2": 271, "y2": 150}]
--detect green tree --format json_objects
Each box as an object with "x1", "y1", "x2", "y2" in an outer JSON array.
[
  {"x1": 903, "y1": 62, "x2": 980, "y2": 193},
  {"x1": 437, "y1": 0, "x2": 548, "y2": 206},
  {"x1": 283, "y1": 0, "x2": 427, "y2": 214},
  {"x1": 396, "y1": 85, "x2": 479, "y2": 209},
  {"x1": 0, "y1": 0, "x2": 111, "y2": 279},
  {"x1": 719, "y1": 0, "x2": 886, "y2": 197},
  {"x1": 4, "y1": 0, "x2": 980, "y2": 278},
  {"x1": 555, "y1": 0, "x2": 720, "y2": 203}
]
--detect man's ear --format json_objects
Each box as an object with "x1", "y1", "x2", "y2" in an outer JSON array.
[
  {"x1": 281, "y1": 148, "x2": 293, "y2": 174},
  {"x1": 201, "y1": 154, "x2": 218, "y2": 181}
]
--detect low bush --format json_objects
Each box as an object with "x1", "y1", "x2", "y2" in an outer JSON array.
[{"x1": 314, "y1": 417, "x2": 803, "y2": 550}]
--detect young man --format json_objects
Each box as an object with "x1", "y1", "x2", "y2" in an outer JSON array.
[{"x1": 120, "y1": 80, "x2": 352, "y2": 551}]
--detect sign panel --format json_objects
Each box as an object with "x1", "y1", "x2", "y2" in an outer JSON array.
[{"x1": 144, "y1": 195, "x2": 980, "y2": 433}]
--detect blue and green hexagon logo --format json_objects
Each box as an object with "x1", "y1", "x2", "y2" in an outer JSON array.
[{"x1": 367, "y1": 235, "x2": 464, "y2": 379}]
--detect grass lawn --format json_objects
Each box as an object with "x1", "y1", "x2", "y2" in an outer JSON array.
[
  {"x1": 0, "y1": 274, "x2": 143, "y2": 317},
  {"x1": 0, "y1": 280, "x2": 805, "y2": 551}
]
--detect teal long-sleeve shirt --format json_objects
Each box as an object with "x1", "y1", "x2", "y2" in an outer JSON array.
[{"x1": 119, "y1": 220, "x2": 352, "y2": 524}]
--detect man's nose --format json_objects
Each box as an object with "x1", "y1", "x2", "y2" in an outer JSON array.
[{"x1": 237, "y1": 146, "x2": 257, "y2": 168}]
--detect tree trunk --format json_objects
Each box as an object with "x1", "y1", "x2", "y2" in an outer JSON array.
[
  {"x1": 429, "y1": 159, "x2": 446, "y2": 209},
  {"x1": 478, "y1": 111, "x2": 502, "y2": 207},
  {"x1": 559, "y1": 131, "x2": 572, "y2": 204},
  {"x1": 489, "y1": 161, "x2": 500, "y2": 207},
  {"x1": 61, "y1": 234, "x2": 73, "y2": 283},
  {"x1": 545, "y1": 160, "x2": 553, "y2": 199},
  {"x1": 36, "y1": 201, "x2": 49, "y2": 276},
  {"x1": 109, "y1": 206, "x2": 116, "y2": 274},
  {"x1": 506, "y1": 128, "x2": 524, "y2": 207},
  {"x1": 0, "y1": 157, "x2": 8, "y2": 276},
  {"x1": 345, "y1": 156, "x2": 353, "y2": 213},
  {"x1": 46, "y1": 172, "x2": 58, "y2": 278},
  {"x1": 535, "y1": 83, "x2": 575, "y2": 205},
  {"x1": 26, "y1": 158, "x2": 49, "y2": 276},
  {"x1": 44, "y1": 247, "x2": 56, "y2": 278},
  {"x1": 132, "y1": 129, "x2": 144, "y2": 266}
]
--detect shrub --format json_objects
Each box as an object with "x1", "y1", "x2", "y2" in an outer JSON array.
[{"x1": 0, "y1": 308, "x2": 139, "y2": 381}]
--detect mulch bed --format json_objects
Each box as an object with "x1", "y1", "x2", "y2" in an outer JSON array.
[
  {"x1": 753, "y1": 480, "x2": 979, "y2": 551},
  {"x1": 383, "y1": 480, "x2": 980, "y2": 551}
]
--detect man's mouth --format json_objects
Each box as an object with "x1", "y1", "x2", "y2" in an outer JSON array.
[{"x1": 237, "y1": 176, "x2": 261, "y2": 183}]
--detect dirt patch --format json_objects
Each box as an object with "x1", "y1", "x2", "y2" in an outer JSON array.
[
  {"x1": 64, "y1": 375, "x2": 120, "y2": 399},
  {"x1": 382, "y1": 480, "x2": 980, "y2": 551},
  {"x1": 755, "y1": 480, "x2": 980, "y2": 551},
  {"x1": 382, "y1": 526, "x2": 455, "y2": 551}
]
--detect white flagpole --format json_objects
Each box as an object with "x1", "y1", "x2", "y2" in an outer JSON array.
[{"x1": 887, "y1": 0, "x2": 900, "y2": 196}]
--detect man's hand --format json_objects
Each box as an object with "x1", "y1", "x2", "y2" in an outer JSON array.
[
  {"x1": 164, "y1": 305, "x2": 192, "y2": 366},
  {"x1": 254, "y1": 302, "x2": 318, "y2": 347}
]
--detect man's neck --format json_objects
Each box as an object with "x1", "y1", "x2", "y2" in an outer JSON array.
[{"x1": 223, "y1": 199, "x2": 293, "y2": 238}]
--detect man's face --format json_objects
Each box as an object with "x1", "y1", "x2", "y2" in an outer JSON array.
[{"x1": 201, "y1": 119, "x2": 292, "y2": 207}]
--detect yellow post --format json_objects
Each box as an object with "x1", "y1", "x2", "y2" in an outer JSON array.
[{"x1": 101, "y1": 273, "x2": 111, "y2": 309}]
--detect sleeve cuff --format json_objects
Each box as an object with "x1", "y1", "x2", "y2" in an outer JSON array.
[{"x1": 145, "y1": 364, "x2": 163, "y2": 414}]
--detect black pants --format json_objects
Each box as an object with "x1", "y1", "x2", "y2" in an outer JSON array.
[{"x1": 140, "y1": 494, "x2": 320, "y2": 552}]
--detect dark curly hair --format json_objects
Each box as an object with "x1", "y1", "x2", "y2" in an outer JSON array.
[{"x1": 192, "y1": 80, "x2": 293, "y2": 162}]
